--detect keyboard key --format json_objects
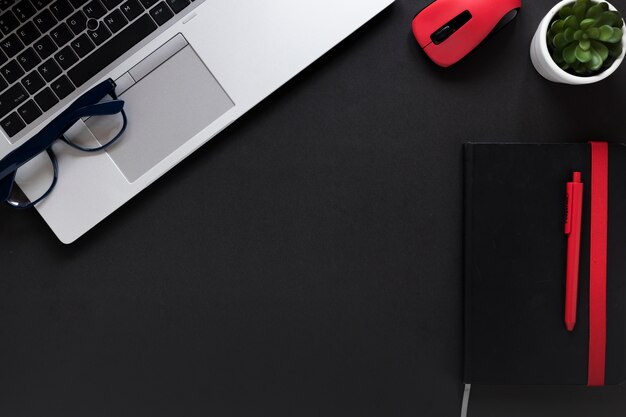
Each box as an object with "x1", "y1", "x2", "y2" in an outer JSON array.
[
  {"x1": 70, "y1": 33, "x2": 94, "y2": 58},
  {"x1": 120, "y1": 0, "x2": 143, "y2": 21},
  {"x1": 0, "y1": 83, "x2": 28, "y2": 118},
  {"x1": 0, "y1": 49, "x2": 7, "y2": 66},
  {"x1": 37, "y1": 57, "x2": 62, "y2": 81},
  {"x1": 33, "y1": 35, "x2": 57, "y2": 59},
  {"x1": 166, "y1": 0, "x2": 190, "y2": 14},
  {"x1": 54, "y1": 45, "x2": 78, "y2": 69},
  {"x1": 69, "y1": 0, "x2": 89, "y2": 7},
  {"x1": 16, "y1": 21, "x2": 40, "y2": 46},
  {"x1": 50, "y1": 74, "x2": 74, "y2": 99},
  {"x1": 1, "y1": 111, "x2": 25, "y2": 137},
  {"x1": 86, "y1": 20, "x2": 110, "y2": 45},
  {"x1": 0, "y1": 75, "x2": 7, "y2": 91},
  {"x1": 16, "y1": 47, "x2": 40, "y2": 72},
  {"x1": 67, "y1": 10, "x2": 87, "y2": 35},
  {"x1": 1, "y1": 33, "x2": 25, "y2": 57},
  {"x1": 34, "y1": 87, "x2": 58, "y2": 111},
  {"x1": 69, "y1": 14, "x2": 156, "y2": 87},
  {"x1": 101, "y1": 0, "x2": 123, "y2": 9},
  {"x1": 50, "y1": 23, "x2": 73, "y2": 47},
  {"x1": 83, "y1": 0, "x2": 106, "y2": 19},
  {"x1": 17, "y1": 99, "x2": 41, "y2": 123},
  {"x1": 0, "y1": 10, "x2": 19, "y2": 35},
  {"x1": 139, "y1": 0, "x2": 157, "y2": 8},
  {"x1": 150, "y1": 2, "x2": 174, "y2": 26},
  {"x1": 50, "y1": 0, "x2": 74, "y2": 21},
  {"x1": 13, "y1": 0, "x2": 36, "y2": 22},
  {"x1": 33, "y1": 9, "x2": 58, "y2": 34},
  {"x1": 31, "y1": 1, "x2": 48, "y2": 8},
  {"x1": 21, "y1": 70, "x2": 45, "y2": 94},
  {"x1": 103, "y1": 9, "x2": 127, "y2": 33},
  {"x1": 1, "y1": 59, "x2": 24, "y2": 83}
]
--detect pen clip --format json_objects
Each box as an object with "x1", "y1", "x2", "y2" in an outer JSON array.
[{"x1": 565, "y1": 181, "x2": 573, "y2": 235}]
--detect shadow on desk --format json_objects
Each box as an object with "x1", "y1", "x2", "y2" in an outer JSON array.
[{"x1": 469, "y1": 384, "x2": 626, "y2": 417}]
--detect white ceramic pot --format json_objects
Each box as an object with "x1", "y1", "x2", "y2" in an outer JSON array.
[{"x1": 530, "y1": 0, "x2": 626, "y2": 84}]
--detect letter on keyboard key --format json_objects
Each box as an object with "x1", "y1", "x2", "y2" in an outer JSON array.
[
  {"x1": 16, "y1": 21, "x2": 40, "y2": 46},
  {"x1": 33, "y1": 36, "x2": 58, "y2": 60},
  {"x1": 21, "y1": 70, "x2": 46, "y2": 94},
  {"x1": 55, "y1": 45, "x2": 79, "y2": 70},
  {"x1": 38, "y1": 58, "x2": 62, "y2": 82},
  {"x1": 67, "y1": 10, "x2": 88, "y2": 35},
  {"x1": 1, "y1": 59, "x2": 24, "y2": 84},
  {"x1": 84, "y1": 1, "x2": 107, "y2": 19},
  {"x1": 70, "y1": 33, "x2": 95, "y2": 58},
  {"x1": 50, "y1": 0, "x2": 74, "y2": 21},
  {"x1": 1, "y1": 33, "x2": 25, "y2": 57},
  {"x1": 33, "y1": 10, "x2": 58, "y2": 34},
  {"x1": 103, "y1": 9, "x2": 128, "y2": 33},
  {"x1": 69, "y1": 14, "x2": 157, "y2": 87},
  {"x1": 16, "y1": 47, "x2": 41, "y2": 72},
  {"x1": 120, "y1": 0, "x2": 144, "y2": 21},
  {"x1": 86, "y1": 21, "x2": 112, "y2": 45}
]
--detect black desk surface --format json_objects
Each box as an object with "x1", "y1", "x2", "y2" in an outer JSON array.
[{"x1": 2, "y1": 1, "x2": 626, "y2": 416}]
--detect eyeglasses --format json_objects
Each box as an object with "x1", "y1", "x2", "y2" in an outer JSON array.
[{"x1": 0, "y1": 78, "x2": 127, "y2": 209}]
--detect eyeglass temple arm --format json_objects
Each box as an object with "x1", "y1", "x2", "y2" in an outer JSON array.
[{"x1": 70, "y1": 100, "x2": 125, "y2": 120}]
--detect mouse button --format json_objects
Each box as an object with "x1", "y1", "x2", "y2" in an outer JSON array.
[
  {"x1": 412, "y1": 17, "x2": 432, "y2": 48},
  {"x1": 425, "y1": 22, "x2": 483, "y2": 66},
  {"x1": 423, "y1": 42, "x2": 462, "y2": 67}
]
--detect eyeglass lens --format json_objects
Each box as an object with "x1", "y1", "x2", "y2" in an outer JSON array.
[{"x1": 7, "y1": 149, "x2": 58, "y2": 209}]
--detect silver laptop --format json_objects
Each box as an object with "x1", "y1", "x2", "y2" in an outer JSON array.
[{"x1": 0, "y1": 0, "x2": 393, "y2": 243}]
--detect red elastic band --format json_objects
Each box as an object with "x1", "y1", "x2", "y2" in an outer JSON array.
[{"x1": 588, "y1": 141, "x2": 608, "y2": 387}]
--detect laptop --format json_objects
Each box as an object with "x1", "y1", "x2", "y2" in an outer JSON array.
[{"x1": 0, "y1": 0, "x2": 394, "y2": 243}]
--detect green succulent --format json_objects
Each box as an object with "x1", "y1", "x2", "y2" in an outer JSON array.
[{"x1": 548, "y1": 0, "x2": 624, "y2": 76}]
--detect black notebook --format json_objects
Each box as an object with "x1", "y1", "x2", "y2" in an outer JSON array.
[{"x1": 464, "y1": 142, "x2": 626, "y2": 386}]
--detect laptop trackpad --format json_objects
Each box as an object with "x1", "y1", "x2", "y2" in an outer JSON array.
[{"x1": 86, "y1": 43, "x2": 234, "y2": 183}]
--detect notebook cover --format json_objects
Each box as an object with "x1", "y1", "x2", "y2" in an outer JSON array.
[{"x1": 464, "y1": 143, "x2": 626, "y2": 385}]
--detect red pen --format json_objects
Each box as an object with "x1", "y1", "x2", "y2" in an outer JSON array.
[{"x1": 564, "y1": 172, "x2": 583, "y2": 332}]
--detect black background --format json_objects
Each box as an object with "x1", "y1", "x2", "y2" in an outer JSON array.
[{"x1": 2, "y1": 0, "x2": 626, "y2": 416}]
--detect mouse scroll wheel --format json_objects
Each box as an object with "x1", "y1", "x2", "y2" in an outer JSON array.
[
  {"x1": 429, "y1": 10, "x2": 472, "y2": 45},
  {"x1": 431, "y1": 25, "x2": 454, "y2": 44}
]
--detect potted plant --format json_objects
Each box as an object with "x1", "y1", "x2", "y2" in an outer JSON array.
[{"x1": 531, "y1": 0, "x2": 625, "y2": 84}]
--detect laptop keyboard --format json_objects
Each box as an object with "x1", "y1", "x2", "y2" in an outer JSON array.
[{"x1": 0, "y1": 0, "x2": 196, "y2": 139}]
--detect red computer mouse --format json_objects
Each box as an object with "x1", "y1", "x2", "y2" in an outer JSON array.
[{"x1": 412, "y1": 0, "x2": 522, "y2": 67}]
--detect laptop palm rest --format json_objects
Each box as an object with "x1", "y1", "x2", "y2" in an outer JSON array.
[{"x1": 86, "y1": 37, "x2": 234, "y2": 183}]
